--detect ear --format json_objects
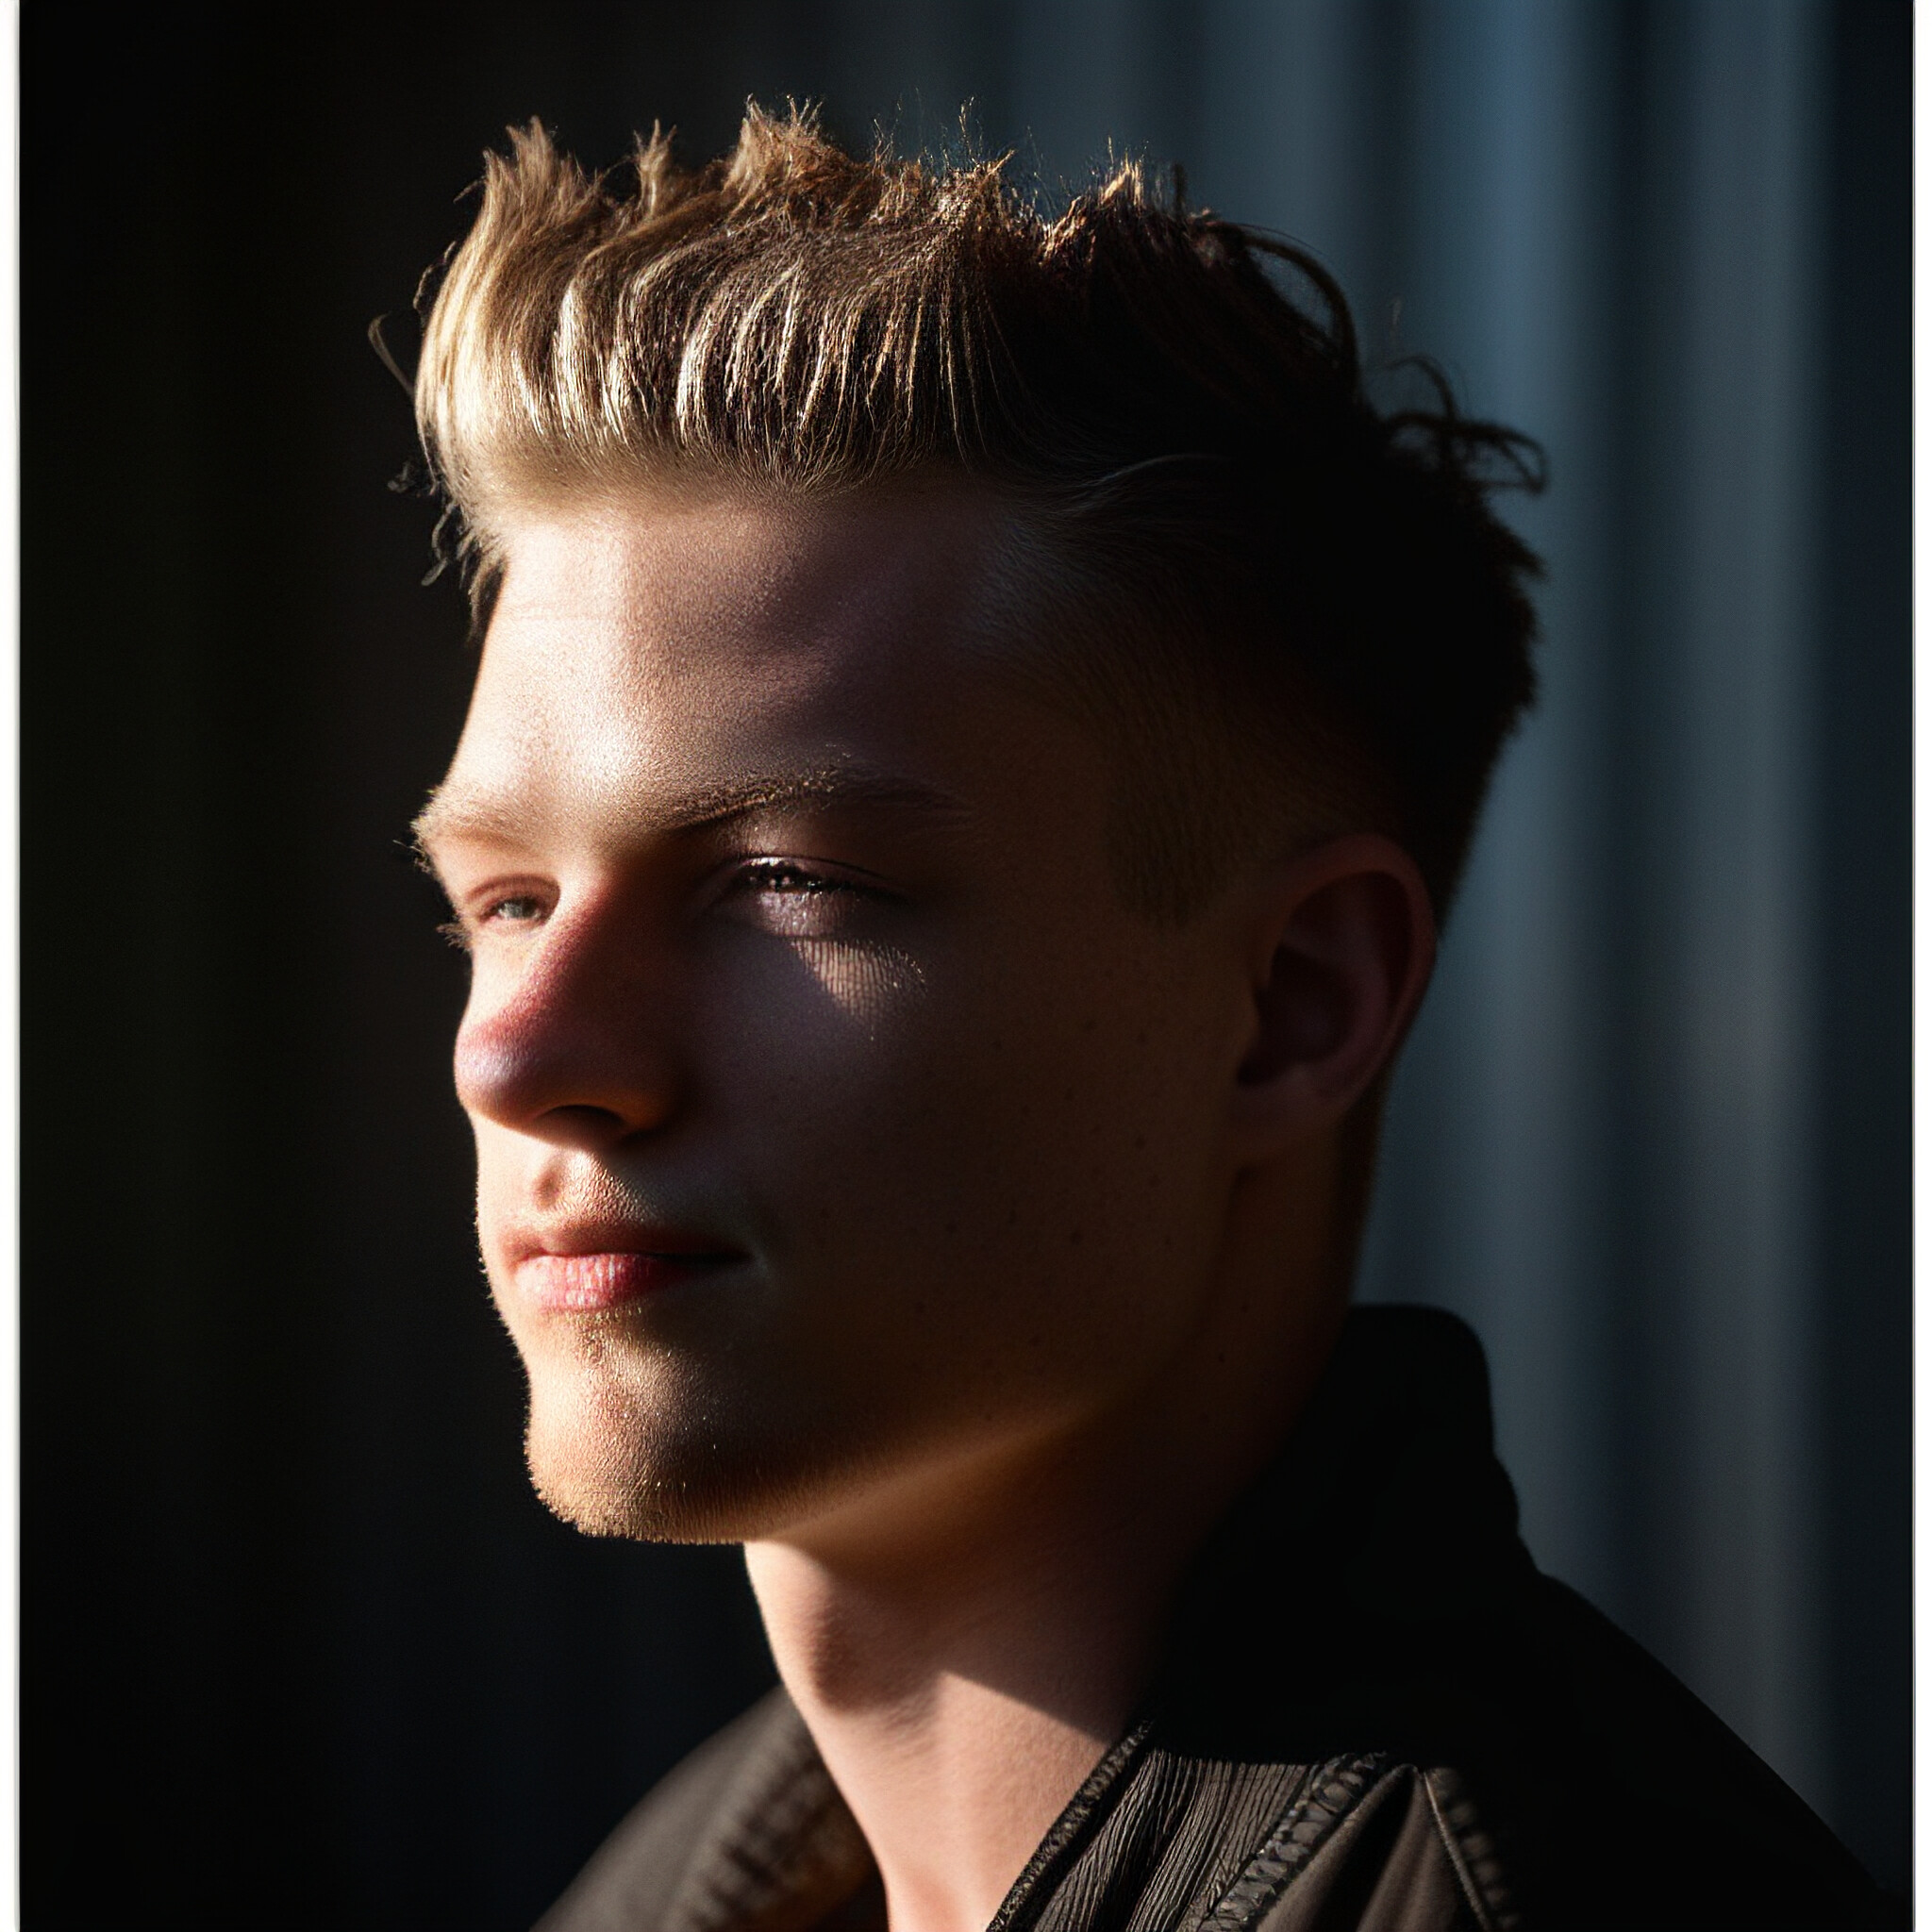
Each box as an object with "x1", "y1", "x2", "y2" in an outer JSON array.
[{"x1": 1227, "y1": 833, "x2": 1437, "y2": 1154}]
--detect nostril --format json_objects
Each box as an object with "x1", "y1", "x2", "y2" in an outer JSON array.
[{"x1": 537, "y1": 1103, "x2": 636, "y2": 1149}]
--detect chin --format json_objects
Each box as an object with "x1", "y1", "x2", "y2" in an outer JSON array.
[
  {"x1": 526, "y1": 1445, "x2": 731, "y2": 1542},
  {"x1": 520, "y1": 1369, "x2": 851, "y2": 1545}
]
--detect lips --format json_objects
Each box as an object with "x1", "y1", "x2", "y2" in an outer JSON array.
[{"x1": 509, "y1": 1225, "x2": 745, "y2": 1313}]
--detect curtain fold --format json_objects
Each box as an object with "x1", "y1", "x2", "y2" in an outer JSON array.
[{"x1": 958, "y1": 0, "x2": 1904, "y2": 1877}]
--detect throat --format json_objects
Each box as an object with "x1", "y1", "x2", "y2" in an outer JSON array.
[
  {"x1": 741, "y1": 1469, "x2": 1174, "y2": 1932},
  {"x1": 738, "y1": 1238, "x2": 1346, "y2": 1931}
]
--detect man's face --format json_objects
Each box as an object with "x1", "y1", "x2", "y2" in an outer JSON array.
[{"x1": 421, "y1": 481, "x2": 1256, "y2": 1542}]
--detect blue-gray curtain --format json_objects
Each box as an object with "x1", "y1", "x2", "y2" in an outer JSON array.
[{"x1": 763, "y1": 0, "x2": 1908, "y2": 1879}]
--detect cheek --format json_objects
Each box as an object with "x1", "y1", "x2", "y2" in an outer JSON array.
[
  {"x1": 708, "y1": 931, "x2": 1225, "y2": 1375},
  {"x1": 696, "y1": 937, "x2": 934, "y2": 1177}
]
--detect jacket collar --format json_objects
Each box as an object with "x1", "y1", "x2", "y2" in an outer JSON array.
[{"x1": 1150, "y1": 1304, "x2": 1534, "y2": 1745}]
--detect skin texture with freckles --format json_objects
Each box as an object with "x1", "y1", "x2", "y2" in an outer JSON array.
[{"x1": 418, "y1": 477, "x2": 1437, "y2": 1932}]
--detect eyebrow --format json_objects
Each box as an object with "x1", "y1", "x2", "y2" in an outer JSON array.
[{"x1": 409, "y1": 764, "x2": 974, "y2": 860}]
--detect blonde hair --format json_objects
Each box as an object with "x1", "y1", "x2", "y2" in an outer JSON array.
[{"x1": 410, "y1": 104, "x2": 1541, "y2": 915}]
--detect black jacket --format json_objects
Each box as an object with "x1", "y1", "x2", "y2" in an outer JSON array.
[{"x1": 535, "y1": 1307, "x2": 1898, "y2": 1930}]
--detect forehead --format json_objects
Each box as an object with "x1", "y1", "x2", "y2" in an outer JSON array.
[
  {"x1": 494, "y1": 476, "x2": 1012, "y2": 673},
  {"x1": 435, "y1": 479, "x2": 1098, "y2": 838}
]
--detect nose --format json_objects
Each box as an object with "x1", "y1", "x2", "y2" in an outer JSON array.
[{"x1": 454, "y1": 896, "x2": 681, "y2": 1151}]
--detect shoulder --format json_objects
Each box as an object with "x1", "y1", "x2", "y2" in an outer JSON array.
[
  {"x1": 1487, "y1": 1576, "x2": 1901, "y2": 1929},
  {"x1": 532, "y1": 1690, "x2": 831, "y2": 1932},
  {"x1": 1167, "y1": 1307, "x2": 1902, "y2": 1929}
]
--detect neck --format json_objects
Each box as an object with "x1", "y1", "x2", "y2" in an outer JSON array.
[{"x1": 743, "y1": 1156, "x2": 1347, "y2": 1932}]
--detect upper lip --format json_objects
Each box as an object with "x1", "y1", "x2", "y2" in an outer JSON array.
[{"x1": 508, "y1": 1219, "x2": 745, "y2": 1264}]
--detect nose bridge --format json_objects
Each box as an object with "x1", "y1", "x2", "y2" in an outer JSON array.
[{"x1": 456, "y1": 890, "x2": 678, "y2": 1141}]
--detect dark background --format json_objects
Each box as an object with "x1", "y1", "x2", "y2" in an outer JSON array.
[{"x1": 24, "y1": 2, "x2": 1909, "y2": 1926}]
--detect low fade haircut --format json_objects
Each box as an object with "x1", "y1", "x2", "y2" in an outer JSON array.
[{"x1": 409, "y1": 103, "x2": 1542, "y2": 924}]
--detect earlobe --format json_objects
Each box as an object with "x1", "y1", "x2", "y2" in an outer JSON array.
[{"x1": 1231, "y1": 837, "x2": 1436, "y2": 1147}]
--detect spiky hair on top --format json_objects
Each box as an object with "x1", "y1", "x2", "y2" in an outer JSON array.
[{"x1": 410, "y1": 103, "x2": 1542, "y2": 916}]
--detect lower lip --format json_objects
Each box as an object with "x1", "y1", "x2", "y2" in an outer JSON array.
[{"x1": 515, "y1": 1251, "x2": 735, "y2": 1313}]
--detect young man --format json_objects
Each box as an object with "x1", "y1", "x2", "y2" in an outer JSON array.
[{"x1": 408, "y1": 109, "x2": 1891, "y2": 1931}]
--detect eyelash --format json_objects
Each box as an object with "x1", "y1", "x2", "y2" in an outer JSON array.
[
  {"x1": 440, "y1": 891, "x2": 547, "y2": 952},
  {"x1": 728, "y1": 859, "x2": 851, "y2": 898},
  {"x1": 720, "y1": 858, "x2": 888, "y2": 933}
]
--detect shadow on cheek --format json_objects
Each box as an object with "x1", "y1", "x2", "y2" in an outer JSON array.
[{"x1": 788, "y1": 940, "x2": 928, "y2": 1038}]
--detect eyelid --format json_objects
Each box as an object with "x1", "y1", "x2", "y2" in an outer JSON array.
[
  {"x1": 449, "y1": 874, "x2": 558, "y2": 935},
  {"x1": 718, "y1": 854, "x2": 894, "y2": 899}
]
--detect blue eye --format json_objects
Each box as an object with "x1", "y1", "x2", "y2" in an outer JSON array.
[
  {"x1": 437, "y1": 890, "x2": 548, "y2": 954},
  {"x1": 485, "y1": 894, "x2": 548, "y2": 923}
]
